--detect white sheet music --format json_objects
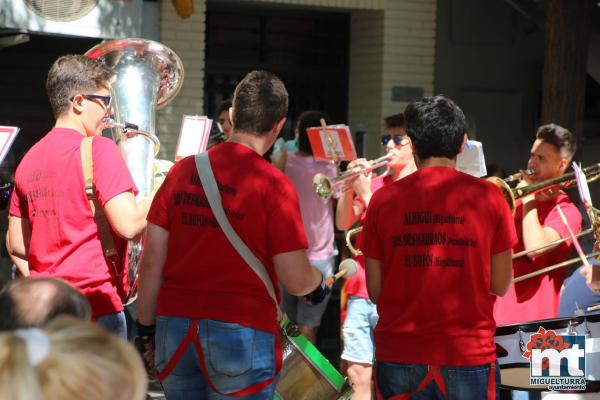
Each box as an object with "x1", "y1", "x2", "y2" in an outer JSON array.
[
  {"x1": 573, "y1": 162, "x2": 592, "y2": 208},
  {"x1": 0, "y1": 126, "x2": 19, "y2": 165},
  {"x1": 456, "y1": 140, "x2": 487, "y2": 177},
  {"x1": 175, "y1": 116, "x2": 213, "y2": 161}
]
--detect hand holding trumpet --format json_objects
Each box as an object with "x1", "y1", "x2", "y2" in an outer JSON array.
[
  {"x1": 346, "y1": 158, "x2": 374, "y2": 202},
  {"x1": 312, "y1": 154, "x2": 391, "y2": 199}
]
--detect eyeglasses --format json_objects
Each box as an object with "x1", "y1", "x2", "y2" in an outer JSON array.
[
  {"x1": 70, "y1": 94, "x2": 112, "y2": 109},
  {"x1": 381, "y1": 134, "x2": 410, "y2": 146}
]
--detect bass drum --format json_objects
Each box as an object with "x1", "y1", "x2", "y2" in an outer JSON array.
[{"x1": 494, "y1": 314, "x2": 600, "y2": 392}]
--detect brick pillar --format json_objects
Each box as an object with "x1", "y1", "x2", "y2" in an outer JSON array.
[{"x1": 157, "y1": 0, "x2": 206, "y2": 160}]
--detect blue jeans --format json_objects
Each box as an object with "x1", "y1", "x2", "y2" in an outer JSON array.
[
  {"x1": 96, "y1": 311, "x2": 127, "y2": 340},
  {"x1": 156, "y1": 316, "x2": 278, "y2": 399},
  {"x1": 376, "y1": 361, "x2": 500, "y2": 400}
]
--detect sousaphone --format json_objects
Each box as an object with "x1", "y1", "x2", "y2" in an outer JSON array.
[{"x1": 86, "y1": 38, "x2": 184, "y2": 304}]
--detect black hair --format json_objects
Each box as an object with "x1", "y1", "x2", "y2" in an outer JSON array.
[
  {"x1": 296, "y1": 110, "x2": 332, "y2": 155},
  {"x1": 216, "y1": 100, "x2": 232, "y2": 118},
  {"x1": 536, "y1": 123, "x2": 576, "y2": 161},
  {"x1": 404, "y1": 95, "x2": 467, "y2": 160},
  {"x1": 384, "y1": 113, "x2": 405, "y2": 129}
]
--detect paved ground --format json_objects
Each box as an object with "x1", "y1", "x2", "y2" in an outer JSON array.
[{"x1": 146, "y1": 377, "x2": 165, "y2": 399}]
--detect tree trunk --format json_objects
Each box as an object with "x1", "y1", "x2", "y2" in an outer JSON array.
[{"x1": 541, "y1": 0, "x2": 594, "y2": 149}]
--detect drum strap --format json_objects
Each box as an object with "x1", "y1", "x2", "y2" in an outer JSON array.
[
  {"x1": 375, "y1": 362, "x2": 496, "y2": 400},
  {"x1": 155, "y1": 152, "x2": 283, "y2": 395},
  {"x1": 80, "y1": 137, "x2": 122, "y2": 288},
  {"x1": 156, "y1": 320, "x2": 282, "y2": 396}
]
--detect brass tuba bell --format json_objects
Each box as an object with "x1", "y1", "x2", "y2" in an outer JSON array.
[{"x1": 86, "y1": 38, "x2": 184, "y2": 305}]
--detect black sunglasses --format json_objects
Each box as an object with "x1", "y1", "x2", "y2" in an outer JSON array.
[
  {"x1": 70, "y1": 94, "x2": 112, "y2": 108},
  {"x1": 381, "y1": 134, "x2": 409, "y2": 146}
]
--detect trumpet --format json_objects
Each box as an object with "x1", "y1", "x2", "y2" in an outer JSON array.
[{"x1": 313, "y1": 154, "x2": 392, "y2": 199}]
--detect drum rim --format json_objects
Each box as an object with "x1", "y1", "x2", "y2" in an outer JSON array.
[
  {"x1": 279, "y1": 320, "x2": 351, "y2": 395},
  {"x1": 495, "y1": 313, "x2": 600, "y2": 335}
]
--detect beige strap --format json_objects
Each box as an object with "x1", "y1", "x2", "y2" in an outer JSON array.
[{"x1": 80, "y1": 137, "x2": 118, "y2": 260}]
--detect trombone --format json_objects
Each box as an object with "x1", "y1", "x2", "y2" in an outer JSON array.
[
  {"x1": 487, "y1": 163, "x2": 600, "y2": 213},
  {"x1": 344, "y1": 209, "x2": 600, "y2": 282},
  {"x1": 343, "y1": 163, "x2": 600, "y2": 283},
  {"x1": 512, "y1": 206, "x2": 600, "y2": 283},
  {"x1": 313, "y1": 154, "x2": 392, "y2": 199}
]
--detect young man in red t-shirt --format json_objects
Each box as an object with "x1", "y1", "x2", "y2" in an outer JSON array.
[
  {"x1": 136, "y1": 70, "x2": 326, "y2": 399},
  {"x1": 8, "y1": 55, "x2": 152, "y2": 339},
  {"x1": 494, "y1": 124, "x2": 581, "y2": 326},
  {"x1": 363, "y1": 95, "x2": 516, "y2": 399},
  {"x1": 336, "y1": 113, "x2": 417, "y2": 400}
]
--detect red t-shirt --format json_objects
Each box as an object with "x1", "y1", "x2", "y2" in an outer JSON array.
[
  {"x1": 9, "y1": 128, "x2": 137, "y2": 318},
  {"x1": 363, "y1": 167, "x2": 517, "y2": 365},
  {"x1": 344, "y1": 174, "x2": 393, "y2": 300},
  {"x1": 148, "y1": 142, "x2": 308, "y2": 334},
  {"x1": 494, "y1": 193, "x2": 582, "y2": 325}
]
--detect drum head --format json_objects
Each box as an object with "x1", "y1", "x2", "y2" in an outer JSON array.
[{"x1": 500, "y1": 367, "x2": 546, "y2": 391}]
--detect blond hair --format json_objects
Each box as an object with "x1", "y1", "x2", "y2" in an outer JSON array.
[{"x1": 0, "y1": 317, "x2": 147, "y2": 400}]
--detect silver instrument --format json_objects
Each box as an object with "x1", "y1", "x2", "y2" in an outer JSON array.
[
  {"x1": 313, "y1": 154, "x2": 392, "y2": 199},
  {"x1": 86, "y1": 38, "x2": 184, "y2": 304},
  {"x1": 503, "y1": 168, "x2": 535, "y2": 183}
]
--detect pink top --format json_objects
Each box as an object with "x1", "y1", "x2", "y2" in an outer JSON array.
[
  {"x1": 494, "y1": 192, "x2": 582, "y2": 325},
  {"x1": 10, "y1": 128, "x2": 137, "y2": 318},
  {"x1": 285, "y1": 152, "x2": 337, "y2": 260}
]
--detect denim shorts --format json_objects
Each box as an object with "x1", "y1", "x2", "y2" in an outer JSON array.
[
  {"x1": 155, "y1": 316, "x2": 278, "y2": 400},
  {"x1": 376, "y1": 361, "x2": 500, "y2": 400},
  {"x1": 281, "y1": 257, "x2": 334, "y2": 327},
  {"x1": 341, "y1": 296, "x2": 378, "y2": 364}
]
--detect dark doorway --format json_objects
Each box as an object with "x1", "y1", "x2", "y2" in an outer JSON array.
[
  {"x1": 204, "y1": 1, "x2": 350, "y2": 139},
  {"x1": 205, "y1": 1, "x2": 350, "y2": 368},
  {"x1": 0, "y1": 34, "x2": 101, "y2": 164}
]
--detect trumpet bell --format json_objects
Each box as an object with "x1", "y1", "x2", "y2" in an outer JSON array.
[{"x1": 313, "y1": 173, "x2": 334, "y2": 199}]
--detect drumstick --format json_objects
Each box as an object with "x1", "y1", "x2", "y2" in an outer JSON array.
[
  {"x1": 556, "y1": 204, "x2": 591, "y2": 270},
  {"x1": 324, "y1": 259, "x2": 358, "y2": 286},
  {"x1": 586, "y1": 304, "x2": 600, "y2": 312}
]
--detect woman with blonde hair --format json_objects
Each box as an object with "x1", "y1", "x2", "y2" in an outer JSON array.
[{"x1": 0, "y1": 316, "x2": 147, "y2": 400}]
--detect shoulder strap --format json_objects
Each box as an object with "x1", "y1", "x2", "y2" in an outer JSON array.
[
  {"x1": 80, "y1": 137, "x2": 118, "y2": 260},
  {"x1": 195, "y1": 152, "x2": 281, "y2": 319}
]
